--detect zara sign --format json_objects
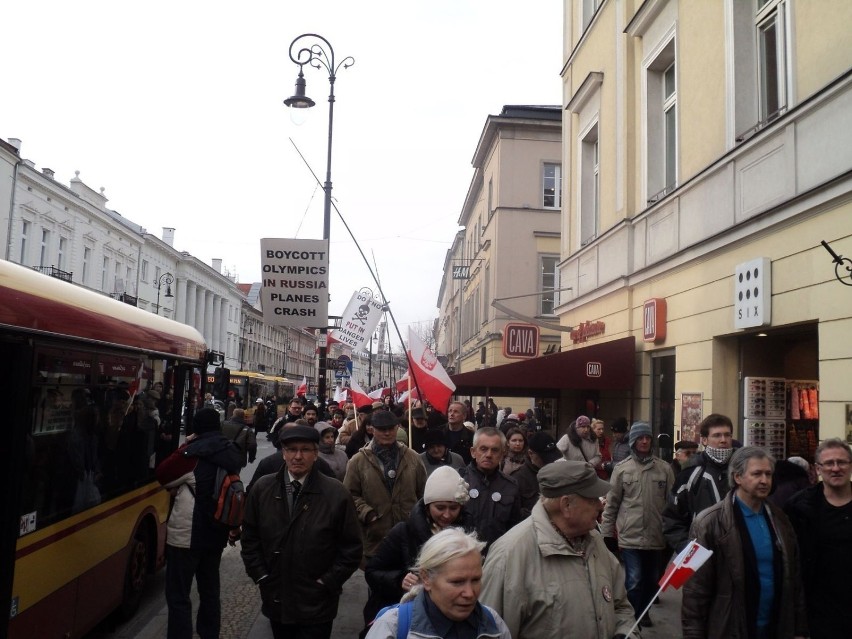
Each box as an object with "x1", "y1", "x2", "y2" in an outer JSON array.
[{"x1": 503, "y1": 323, "x2": 540, "y2": 359}]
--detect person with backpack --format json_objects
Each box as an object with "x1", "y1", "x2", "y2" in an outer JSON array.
[
  {"x1": 240, "y1": 425, "x2": 362, "y2": 639},
  {"x1": 366, "y1": 527, "x2": 511, "y2": 639},
  {"x1": 222, "y1": 408, "x2": 257, "y2": 468},
  {"x1": 155, "y1": 407, "x2": 242, "y2": 639}
]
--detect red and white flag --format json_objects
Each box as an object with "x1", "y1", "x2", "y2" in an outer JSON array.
[
  {"x1": 333, "y1": 385, "x2": 347, "y2": 403},
  {"x1": 659, "y1": 540, "x2": 713, "y2": 591},
  {"x1": 368, "y1": 387, "x2": 388, "y2": 401},
  {"x1": 348, "y1": 380, "x2": 373, "y2": 409},
  {"x1": 128, "y1": 360, "x2": 146, "y2": 399},
  {"x1": 395, "y1": 371, "x2": 410, "y2": 394},
  {"x1": 297, "y1": 376, "x2": 308, "y2": 397},
  {"x1": 407, "y1": 327, "x2": 455, "y2": 411},
  {"x1": 396, "y1": 388, "x2": 421, "y2": 407}
]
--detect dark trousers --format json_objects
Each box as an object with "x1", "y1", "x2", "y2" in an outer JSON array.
[
  {"x1": 621, "y1": 548, "x2": 660, "y2": 620},
  {"x1": 165, "y1": 544, "x2": 223, "y2": 639},
  {"x1": 270, "y1": 619, "x2": 333, "y2": 639}
]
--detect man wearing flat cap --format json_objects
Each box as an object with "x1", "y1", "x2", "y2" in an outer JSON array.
[
  {"x1": 480, "y1": 461, "x2": 636, "y2": 639},
  {"x1": 343, "y1": 410, "x2": 426, "y2": 562},
  {"x1": 241, "y1": 425, "x2": 362, "y2": 639}
]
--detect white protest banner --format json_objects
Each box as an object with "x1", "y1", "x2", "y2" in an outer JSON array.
[
  {"x1": 330, "y1": 289, "x2": 384, "y2": 351},
  {"x1": 260, "y1": 238, "x2": 329, "y2": 328}
]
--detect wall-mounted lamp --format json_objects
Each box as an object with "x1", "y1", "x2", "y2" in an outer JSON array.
[{"x1": 821, "y1": 240, "x2": 852, "y2": 287}]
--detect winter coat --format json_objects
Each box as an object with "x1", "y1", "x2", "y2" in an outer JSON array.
[
  {"x1": 439, "y1": 423, "x2": 474, "y2": 465},
  {"x1": 511, "y1": 457, "x2": 542, "y2": 519},
  {"x1": 480, "y1": 501, "x2": 636, "y2": 639},
  {"x1": 768, "y1": 460, "x2": 810, "y2": 510},
  {"x1": 318, "y1": 444, "x2": 349, "y2": 481},
  {"x1": 155, "y1": 431, "x2": 242, "y2": 550},
  {"x1": 682, "y1": 491, "x2": 808, "y2": 639},
  {"x1": 240, "y1": 464, "x2": 362, "y2": 625},
  {"x1": 247, "y1": 451, "x2": 336, "y2": 493},
  {"x1": 343, "y1": 443, "x2": 427, "y2": 558},
  {"x1": 366, "y1": 589, "x2": 511, "y2": 639},
  {"x1": 662, "y1": 452, "x2": 731, "y2": 552},
  {"x1": 418, "y1": 450, "x2": 465, "y2": 477},
  {"x1": 221, "y1": 418, "x2": 257, "y2": 467},
  {"x1": 601, "y1": 455, "x2": 674, "y2": 549},
  {"x1": 364, "y1": 500, "x2": 475, "y2": 621},
  {"x1": 459, "y1": 463, "x2": 522, "y2": 549},
  {"x1": 556, "y1": 428, "x2": 601, "y2": 467}
]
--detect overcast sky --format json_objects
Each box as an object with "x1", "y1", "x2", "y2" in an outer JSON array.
[{"x1": 2, "y1": 0, "x2": 563, "y2": 347}]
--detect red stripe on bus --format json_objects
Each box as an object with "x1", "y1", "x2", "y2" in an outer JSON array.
[{"x1": 16, "y1": 485, "x2": 165, "y2": 559}]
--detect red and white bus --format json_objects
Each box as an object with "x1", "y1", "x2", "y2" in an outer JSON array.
[{"x1": 0, "y1": 259, "x2": 207, "y2": 639}]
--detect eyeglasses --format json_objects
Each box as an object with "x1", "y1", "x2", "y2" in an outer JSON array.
[
  {"x1": 284, "y1": 447, "x2": 317, "y2": 455},
  {"x1": 816, "y1": 460, "x2": 851, "y2": 469}
]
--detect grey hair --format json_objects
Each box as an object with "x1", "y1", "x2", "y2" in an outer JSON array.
[
  {"x1": 728, "y1": 446, "x2": 775, "y2": 486},
  {"x1": 472, "y1": 426, "x2": 506, "y2": 448},
  {"x1": 403, "y1": 528, "x2": 485, "y2": 602},
  {"x1": 815, "y1": 438, "x2": 852, "y2": 464}
]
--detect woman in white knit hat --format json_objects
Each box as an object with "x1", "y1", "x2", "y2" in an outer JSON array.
[{"x1": 362, "y1": 466, "x2": 475, "y2": 636}]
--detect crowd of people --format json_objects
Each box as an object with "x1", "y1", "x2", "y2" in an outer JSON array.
[{"x1": 155, "y1": 395, "x2": 852, "y2": 639}]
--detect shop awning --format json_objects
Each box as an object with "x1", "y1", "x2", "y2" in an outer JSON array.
[{"x1": 451, "y1": 336, "x2": 636, "y2": 398}]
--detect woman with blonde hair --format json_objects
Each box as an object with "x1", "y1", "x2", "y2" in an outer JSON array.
[{"x1": 366, "y1": 528, "x2": 511, "y2": 639}]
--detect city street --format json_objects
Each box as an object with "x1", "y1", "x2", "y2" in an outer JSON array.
[{"x1": 86, "y1": 431, "x2": 685, "y2": 638}]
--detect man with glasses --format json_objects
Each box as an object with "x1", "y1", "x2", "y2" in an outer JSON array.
[
  {"x1": 241, "y1": 425, "x2": 362, "y2": 639},
  {"x1": 785, "y1": 438, "x2": 852, "y2": 639},
  {"x1": 663, "y1": 413, "x2": 736, "y2": 553}
]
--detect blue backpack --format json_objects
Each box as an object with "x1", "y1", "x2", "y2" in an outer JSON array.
[{"x1": 374, "y1": 601, "x2": 495, "y2": 639}]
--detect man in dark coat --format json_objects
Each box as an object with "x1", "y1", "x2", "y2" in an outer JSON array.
[
  {"x1": 240, "y1": 425, "x2": 362, "y2": 639},
  {"x1": 459, "y1": 426, "x2": 522, "y2": 550},
  {"x1": 512, "y1": 432, "x2": 562, "y2": 518},
  {"x1": 156, "y1": 408, "x2": 242, "y2": 639}
]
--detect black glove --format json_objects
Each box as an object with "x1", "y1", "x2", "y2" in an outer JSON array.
[{"x1": 604, "y1": 537, "x2": 619, "y2": 554}]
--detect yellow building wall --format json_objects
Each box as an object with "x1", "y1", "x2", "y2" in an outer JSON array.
[{"x1": 793, "y1": 0, "x2": 852, "y2": 102}]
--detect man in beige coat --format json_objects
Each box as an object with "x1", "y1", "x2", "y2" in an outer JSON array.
[
  {"x1": 480, "y1": 461, "x2": 636, "y2": 638},
  {"x1": 343, "y1": 409, "x2": 426, "y2": 562}
]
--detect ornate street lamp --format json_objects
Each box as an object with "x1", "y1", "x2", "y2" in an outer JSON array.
[
  {"x1": 284, "y1": 33, "x2": 354, "y2": 403},
  {"x1": 821, "y1": 240, "x2": 852, "y2": 287},
  {"x1": 154, "y1": 272, "x2": 174, "y2": 315}
]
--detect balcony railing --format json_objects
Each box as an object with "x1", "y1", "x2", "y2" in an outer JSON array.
[{"x1": 32, "y1": 265, "x2": 73, "y2": 282}]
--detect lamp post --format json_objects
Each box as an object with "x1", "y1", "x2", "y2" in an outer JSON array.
[
  {"x1": 154, "y1": 272, "x2": 174, "y2": 315},
  {"x1": 240, "y1": 317, "x2": 254, "y2": 371},
  {"x1": 284, "y1": 33, "x2": 354, "y2": 404}
]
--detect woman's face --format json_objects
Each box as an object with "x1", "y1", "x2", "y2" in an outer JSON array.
[
  {"x1": 508, "y1": 433, "x2": 526, "y2": 453},
  {"x1": 591, "y1": 422, "x2": 604, "y2": 438},
  {"x1": 422, "y1": 551, "x2": 482, "y2": 622},
  {"x1": 427, "y1": 501, "x2": 462, "y2": 529}
]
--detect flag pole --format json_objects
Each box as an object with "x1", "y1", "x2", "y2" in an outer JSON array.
[
  {"x1": 624, "y1": 582, "x2": 668, "y2": 638},
  {"x1": 407, "y1": 373, "x2": 412, "y2": 449}
]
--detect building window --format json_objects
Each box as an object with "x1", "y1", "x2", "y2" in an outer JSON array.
[
  {"x1": 82, "y1": 247, "x2": 91, "y2": 284},
  {"x1": 646, "y1": 39, "x2": 677, "y2": 204},
  {"x1": 582, "y1": 0, "x2": 601, "y2": 31},
  {"x1": 757, "y1": 0, "x2": 787, "y2": 122},
  {"x1": 154, "y1": 266, "x2": 161, "y2": 285},
  {"x1": 482, "y1": 265, "x2": 490, "y2": 324},
  {"x1": 543, "y1": 163, "x2": 562, "y2": 209},
  {"x1": 20, "y1": 221, "x2": 30, "y2": 264},
  {"x1": 141, "y1": 260, "x2": 148, "y2": 281},
  {"x1": 39, "y1": 229, "x2": 50, "y2": 267},
  {"x1": 487, "y1": 178, "x2": 494, "y2": 219},
  {"x1": 57, "y1": 237, "x2": 67, "y2": 271},
  {"x1": 540, "y1": 255, "x2": 558, "y2": 315},
  {"x1": 580, "y1": 123, "x2": 600, "y2": 246},
  {"x1": 101, "y1": 257, "x2": 109, "y2": 290}
]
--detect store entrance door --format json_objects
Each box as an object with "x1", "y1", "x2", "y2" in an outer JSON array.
[{"x1": 651, "y1": 353, "x2": 676, "y2": 462}]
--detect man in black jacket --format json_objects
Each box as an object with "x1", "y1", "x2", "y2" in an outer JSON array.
[
  {"x1": 785, "y1": 438, "x2": 852, "y2": 639},
  {"x1": 513, "y1": 432, "x2": 562, "y2": 519},
  {"x1": 156, "y1": 408, "x2": 242, "y2": 639},
  {"x1": 241, "y1": 425, "x2": 362, "y2": 639},
  {"x1": 662, "y1": 413, "x2": 734, "y2": 552}
]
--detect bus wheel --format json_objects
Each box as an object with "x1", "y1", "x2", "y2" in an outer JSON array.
[{"x1": 119, "y1": 527, "x2": 150, "y2": 619}]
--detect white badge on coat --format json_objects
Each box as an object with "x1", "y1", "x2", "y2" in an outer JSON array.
[
  {"x1": 388, "y1": 470, "x2": 396, "y2": 478},
  {"x1": 602, "y1": 585, "x2": 612, "y2": 602},
  {"x1": 491, "y1": 491, "x2": 502, "y2": 502},
  {"x1": 469, "y1": 488, "x2": 480, "y2": 499}
]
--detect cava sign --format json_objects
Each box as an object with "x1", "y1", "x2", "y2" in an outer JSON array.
[
  {"x1": 260, "y1": 238, "x2": 329, "y2": 328},
  {"x1": 503, "y1": 323, "x2": 540, "y2": 359}
]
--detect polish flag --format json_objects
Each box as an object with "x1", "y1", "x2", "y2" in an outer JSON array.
[
  {"x1": 333, "y1": 385, "x2": 347, "y2": 403},
  {"x1": 128, "y1": 360, "x2": 147, "y2": 399},
  {"x1": 659, "y1": 540, "x2": 713, "y2": 591},
  {"x1": 395, "y1": 371, "x2": 410, "y2": 394},
  {"x1": 348, "y1": 380, "x2": 373, "y2": 409},
  {"x1": 297, "y1": 376, "x2": 308, "y2": 397},
  {"x1": 368, "y1": 387, "x2": 388, "y2": 400},
  {"x1": 407, "y1": 328, "x2": 455, "y2": 412}
]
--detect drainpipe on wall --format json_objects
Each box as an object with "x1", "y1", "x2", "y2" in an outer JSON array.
[{"x1": 5, "y1": 158, "x2": 22, "y2": 262}]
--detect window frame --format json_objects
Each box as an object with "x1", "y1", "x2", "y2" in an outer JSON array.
[
  {"x1": 543, "y1": 162, "x2": 562, "y2": 209},
  {"x1": 539, "y1": 254, "x2": 559, "y2": 316},
  {"x1": 579, "y1": 120, "x2": 600, "y2": 247}
]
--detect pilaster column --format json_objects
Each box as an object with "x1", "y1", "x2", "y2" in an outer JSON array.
[{"x1": 176, "y1": 278, "x2": 188, "y2": 324}]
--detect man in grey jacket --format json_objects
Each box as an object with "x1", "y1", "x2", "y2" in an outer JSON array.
[{"x1": 601, "y1": 421, "x2": 674, "y2": 628}]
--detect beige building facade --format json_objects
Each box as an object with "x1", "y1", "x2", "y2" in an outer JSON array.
[
  {"x1": 554, "y1": 0, "x2": 852, "y2": 454},
  {"x1": 436, "y1": 106, "x2": 563, "y2": 410}
]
